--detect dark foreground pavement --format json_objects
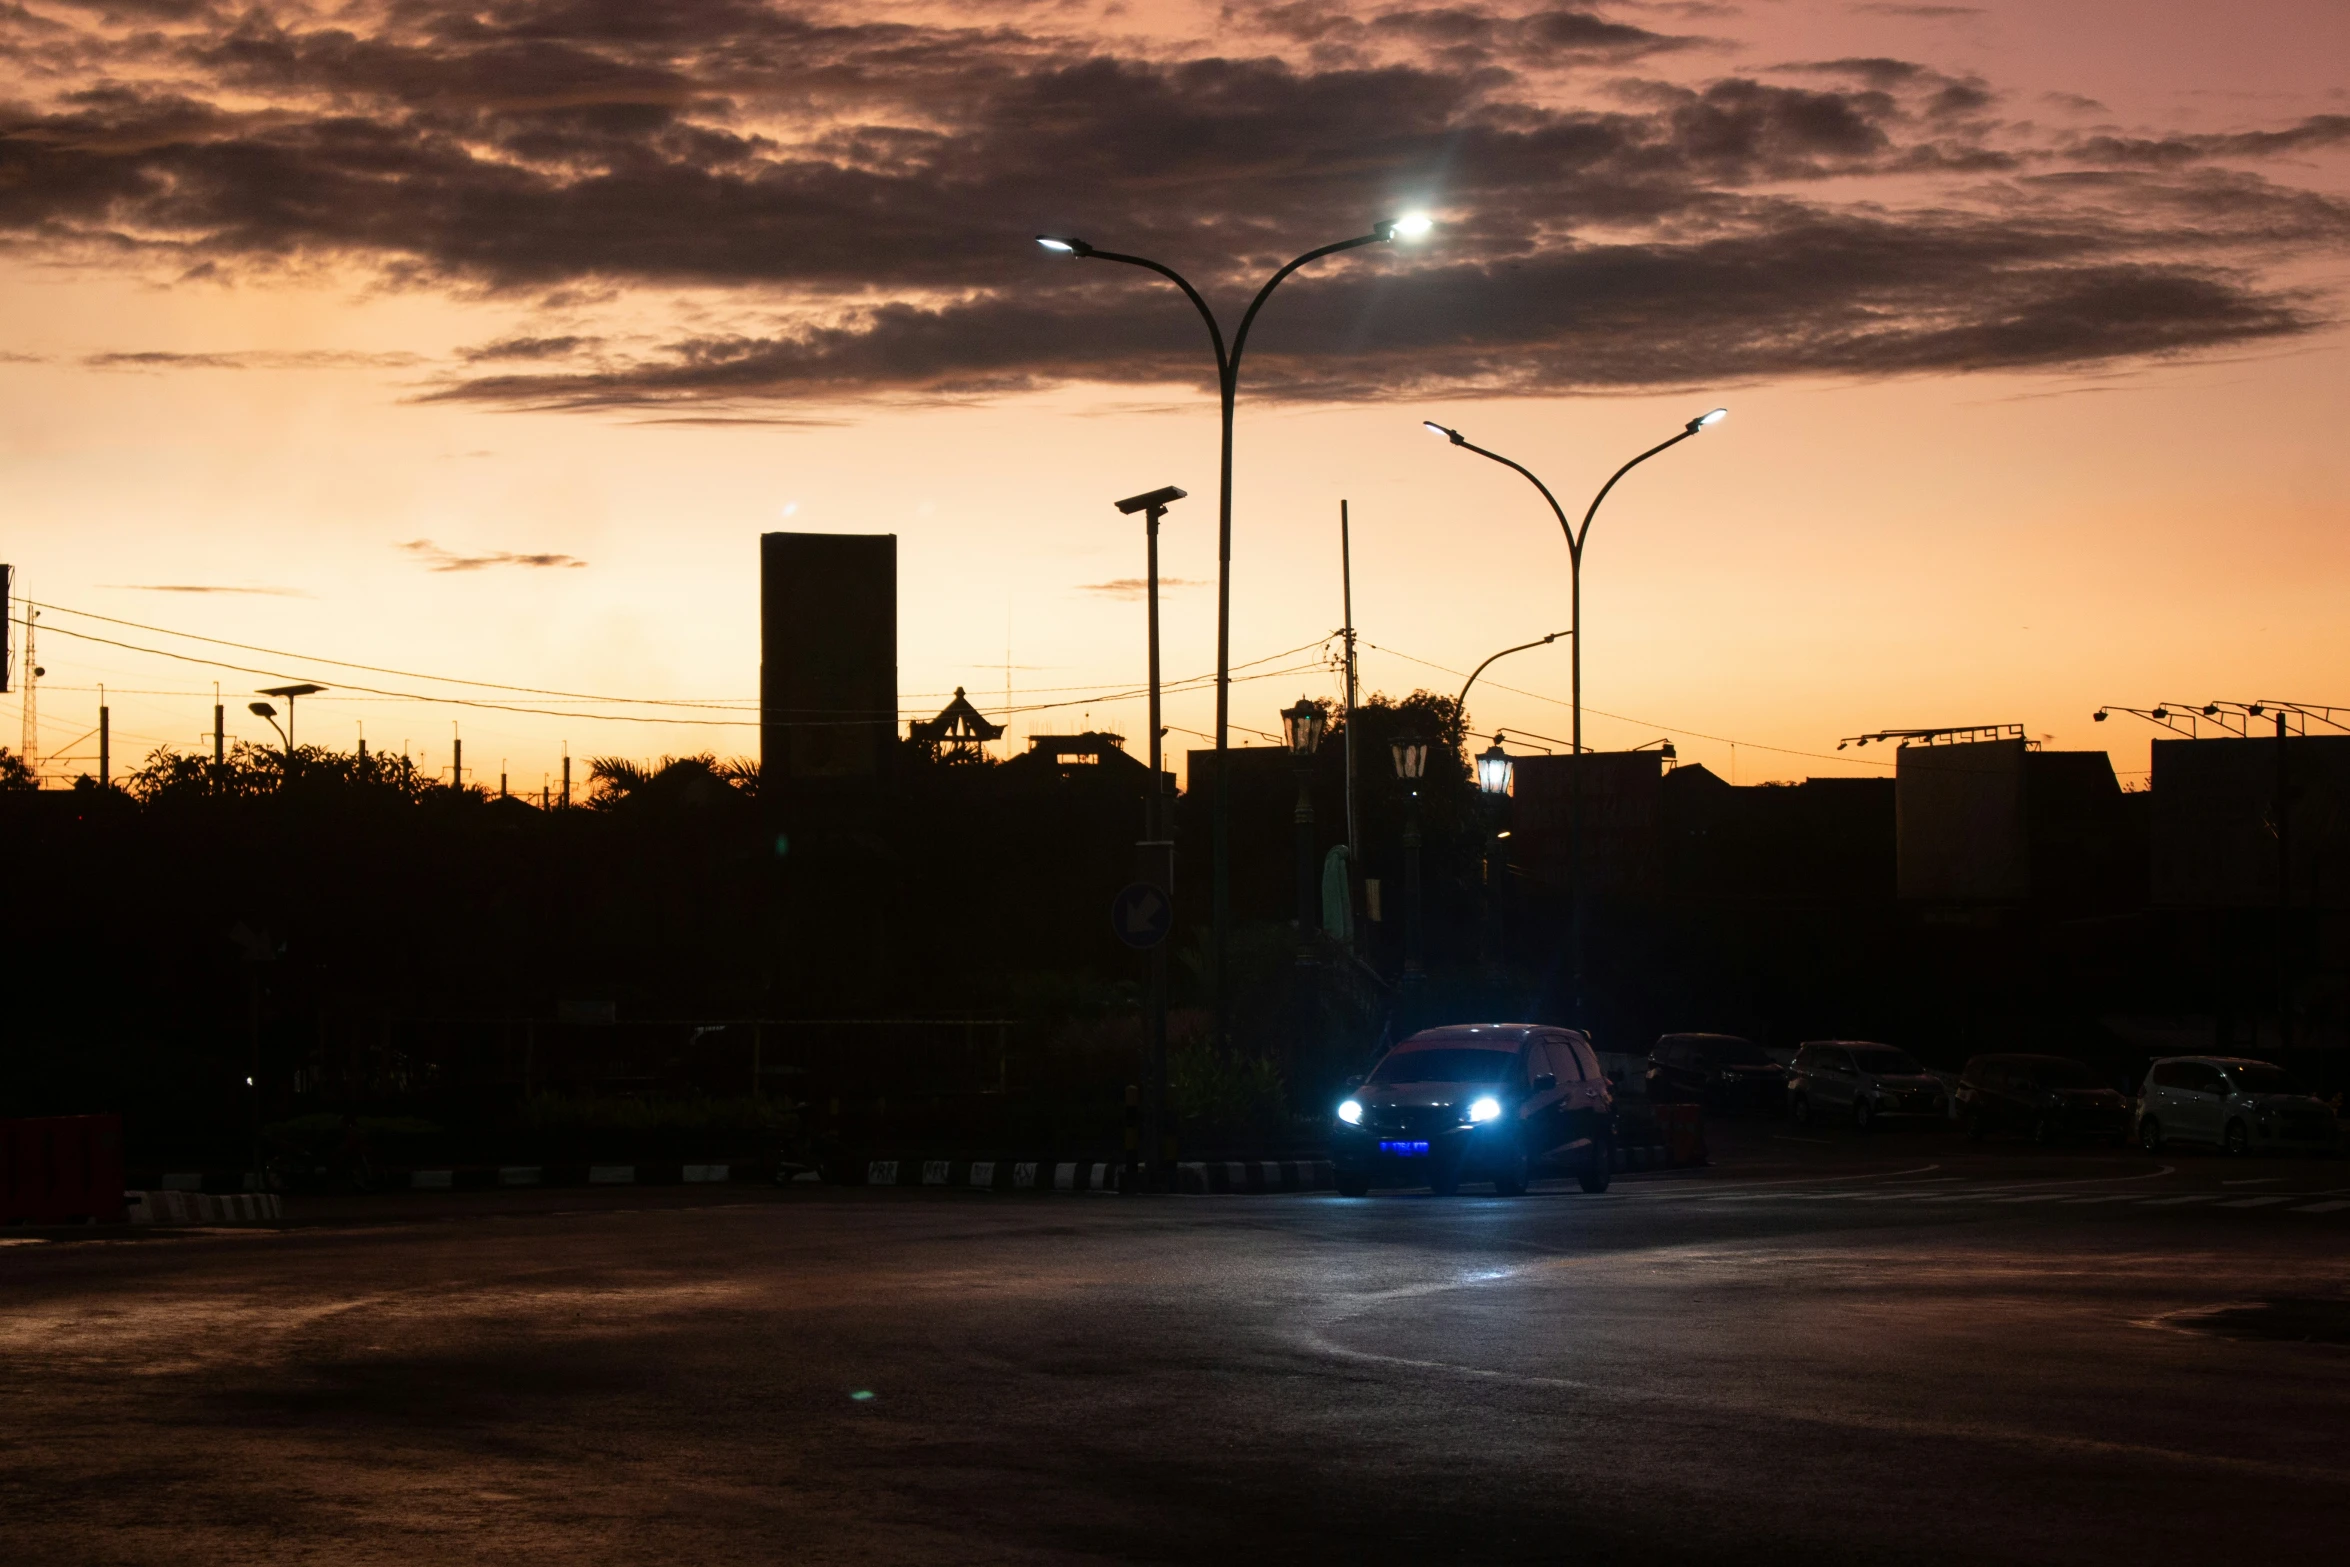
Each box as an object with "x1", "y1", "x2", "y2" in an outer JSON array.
[{"x1": 5, "y1": 1131, "x2": 2348, "y2": 1565}]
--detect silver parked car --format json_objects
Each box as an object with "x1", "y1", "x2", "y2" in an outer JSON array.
[
  {"x1": 2134, "y1": 1057, "x2": 2341, "y2": 1156},
  {"x1": 1788, "y1": 1041, "x2": 1948, "y2": 1130}
]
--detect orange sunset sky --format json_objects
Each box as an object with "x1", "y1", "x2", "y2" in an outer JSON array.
[{"x1": 3, "y1": 0, "x2": 2346, "y2": 792}]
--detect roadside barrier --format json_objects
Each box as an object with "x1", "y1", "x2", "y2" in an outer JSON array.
[
  {"x1": 125, "y1": 1190, "x2": 282, "y2": 1224},
  {"x1": 843, "y1": 1157, "x2": 1337, "y2": 1193},
  {"x1": 2, "y1": 1114, "x2": 127, "y2": 1224}
]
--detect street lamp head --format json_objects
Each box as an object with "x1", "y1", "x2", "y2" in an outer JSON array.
[
  {"x1": 1391, "y1": 735, "x2": 1429, "y2": 781},
  {"x1": 2151, "y1": 707, "x2": 2169, "y2": 720},
  {"x1": 1660, "y1": 740, "x2": 1678, "y2": 762},
  {"x1": 1422, "y1": 420, "x2": 1465, "y2": 445},
  {"x1": 2093, "y1": 709, "x2": 2109, "y2": 721},
  {"x1": 1475, "y1": 736, "x2": 1512, "y2": 796},
  {"x1": 1281, "y1": 698, "x2": 1328, "y2": 759},
  {"x1": 259, "y1": 682, "x2": 324, "y2": 698},
  {"x1": 248, "y1": 702, "x2": 276, "y2": 718},
  {"x1": 1035, "y1": 235, "x2": 1094, "y2": 257},
  {"x1": 1375, "y1": 213, "x2": 1434, "y2": 242},
  {"x1": 1115, "y1": 484, "x2": 1187, "y2": 516},
  {"x1": 1687, "y1": 407, "x2": 1729, "y2": 435}
]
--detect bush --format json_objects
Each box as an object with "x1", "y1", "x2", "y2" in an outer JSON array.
[{"x1": 1168, "y1": 1044, "x2": 1287, "y2": 1144}]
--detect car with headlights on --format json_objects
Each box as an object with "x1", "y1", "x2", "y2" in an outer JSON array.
[
  {"x1": 1645, "y1": 1033, "x2": 1786, "y2": 1111},
  {"x1": 1956, "y1": 1053, "x2": 2129, "y2": 1145},
  {"x1": 1331, "y1": 1024, "x2": 1614, "y2": 1197},
  {"x1": 1787, "y1": 1041, "x2": 1948, "y2": 1130},
  {"x1": 2134, "y1": 1056, "x2": 2342, "y2": 1156}
]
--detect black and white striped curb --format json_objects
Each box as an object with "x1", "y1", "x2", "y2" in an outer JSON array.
[
  {"x1": 126, "y1": 1190, "x2": 283, "y2": 1224},
  {"x1": 849, "y1": 1145, "x2": 1687, "y2": 1193},
  {"x1": 852, "y1": 1159, "x2": 1335, "y2": 1194},
  {"x1": 1632, "y1": 1180, "x2": 2350, "y2": 1215},
  {"x1": 403, "y1": 1163, "x2": 752, "y2": 1190}
]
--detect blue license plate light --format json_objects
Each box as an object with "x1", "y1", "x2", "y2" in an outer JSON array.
[{"x1": 1378, "y1": 1140, "x2": 1431, "y2": 1157}]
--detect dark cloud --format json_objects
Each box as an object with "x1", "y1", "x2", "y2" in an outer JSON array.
[
  {"x1": 2, "y1": 1, "x2": 2343, "y2": 412},
  {"x1": 461, "y1": 334, "x2": 598, "y2": 362},
  {"x1": 1847, "y1": 4, "x2": 1983, "y2": 17},
  {"x1": 398, "y1": 539, "x2": 587, "y2": 571}
]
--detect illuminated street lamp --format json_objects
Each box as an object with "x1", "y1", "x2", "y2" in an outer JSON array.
[
  {"x1": 1039, "y1": 214, "x2": 1435, "y2": 1052},
  {"x1": 1420, "y1": 409, "x2": 1726, "y2": 1021},
  {"x1": 1390, "y1": 735, "x2": 1429, "y2": 990},
  {"x1": 1475, "y1": 735, "x2": 1513, "y2": 796}
]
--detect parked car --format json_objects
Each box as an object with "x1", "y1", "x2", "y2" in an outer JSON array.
[
  {"x1": 1787, "y1": 1041, "x2": 1948, "y2": 1130},
  {"x1": 2134, "y1": 1057, "x2": 2342, "y2": 1156},
  {"x1": 1646, "y1": 1033, "x2": 1787, "y2": 1110},
  {"x1": 1955, "y1": 1054, "x2": 2129, "y2": 1145},
  {"x1": 1333, "y1": 1024, "x2": 1614, "y2": 1197}
]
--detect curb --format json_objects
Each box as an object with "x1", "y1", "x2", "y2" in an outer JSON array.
[
  {"x1": 850, "y1": 1158, "x2": 1336, "y2": 1194},
  {"x1": 126, "y1": 1190, "x2": 283, "y2": 1225},
  {"x1": 399, "y1": 1163, "x2": 754, "y2": 1190}
]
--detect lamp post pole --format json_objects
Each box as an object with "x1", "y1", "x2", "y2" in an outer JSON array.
[
  {"x1": 1422, "y1": 410, "x2": 1724, "y2": 1023},
  {"x1": 1456, "y1": 631, "x2": 1569, "y2": 720},
  {"x1": 1113, "y1": 485, "x2": 1187, "y2": 1185},
  {"x1": 251, "y1": 682, "x2": 325, "y2": 789},
  {"x1": 1281, "y1": 698, "x2": 1328, "y2": 1072},
  {"x1": 1040, "y1": 218, "x2": 1430, "y2": 1054},
  {"x1": 1390, "y1": 737, "x2": 1430, "y2": 1025}
]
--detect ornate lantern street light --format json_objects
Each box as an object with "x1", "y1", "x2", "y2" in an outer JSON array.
[
  {"x1": 1390, "y1": 735, "x2": 1430, "y2": 991},
  {"x1": 1282, "y1": 699, "x2": 1328, "y2": 954}
]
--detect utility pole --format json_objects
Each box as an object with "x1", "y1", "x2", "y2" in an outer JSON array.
[
  {"x1": 452, "y1": 728, "x2": 463, "y2": 791},
  {"x1": 561, "y1": 746, "x2": 571, "y2": 808},
  {"x1": 19, "y1": 602, "x2": 37, "y2": 781},
  {"x1": 98, "y1": 686, "x2": 109, "y2": 789},
  {"x1": 2276, "y1": 709, "x2": 2292, "y2": 1058},
  {"x1": 1340, "y1": 502, "x2": 1359, "y2": 890},
  {"x1": 213, "y1": 682, "x2": 224, "y2": 769}
]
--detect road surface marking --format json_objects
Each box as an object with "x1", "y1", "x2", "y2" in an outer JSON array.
[
  {"x1": 2216, "y1": 1195, "x2": 2294, "y2": 1208},
  {"x1": 2293, "y1": 1199, "x2": 2350, "y2": 1213},
  {"x1": 2140, "y1": 1194, "x2": 2221, "y2": 1206}
]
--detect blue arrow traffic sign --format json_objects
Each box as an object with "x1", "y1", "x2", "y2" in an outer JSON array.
[{"x1": 1110, "y1": 882, "x2": 1173, "y2": 949}]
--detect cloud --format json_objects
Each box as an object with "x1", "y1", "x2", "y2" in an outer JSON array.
[
  {"x1": 1847, "y1": 4, "x2": 1983, "y2": 16},
  {"x1": 105, "y1": 582, "x2": 309, "y2": 595},
  {"x1": 0, "y1": 1, "x2": 2342, "y2": 415},
  {"x1": 1078, "y1": 577, "x2": 1209, "y2": 599},
  {"x1": 83, "y1": 349, "x2": 425, "y2": 371},
  {"x1": 397, "y1": 539, "x2": 587, "y2": 572},
  {"x1": 460, "y1": 335, "x2": 598, "y2": 362}
]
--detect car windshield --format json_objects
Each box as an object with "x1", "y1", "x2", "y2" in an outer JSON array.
[
  {"x1": 2226, "y1": 1063, "x2": 2301, "y2": 1096},
  {"x1": 1369, "y1": 1047, "x2": 1517, "y2": 1085},
  {"x1": 1847, "y1": 1046, "x2": 1924, "y2": 1076},
  {"x1": 1704, "y1": 1040, "x2": 1772, "y2": 1066},
  {"x1": 2027, "y1": 1059, "x2": 2102, "y2": 1089}
]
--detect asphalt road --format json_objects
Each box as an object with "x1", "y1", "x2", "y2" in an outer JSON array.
[{"x1": 6, "y1": 1124, "x2": 2348, "y2": 1566}]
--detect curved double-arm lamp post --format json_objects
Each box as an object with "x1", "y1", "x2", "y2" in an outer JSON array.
[
  {"x1": 1038, "y1": 215, "x2": 1433, "y2": 1049},
  {"x1": 1457, "y1": 630, "x2": 1569, "y2": 719},
  {"x1": 1420, "y1": 408, "x2": 1726, "y2": 1021}
]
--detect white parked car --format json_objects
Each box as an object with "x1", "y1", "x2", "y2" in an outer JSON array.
[{"x1": 2134, "y1": 1056, "x2": 2341, "y2": 1156}]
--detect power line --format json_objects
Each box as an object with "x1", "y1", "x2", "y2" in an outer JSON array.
[
  {"x1": 1359, "y1": 639, "x2": 1894, "y2": 772},
  {"x1": 31, "y1": 600, "x2": 756, "y2": 710}
]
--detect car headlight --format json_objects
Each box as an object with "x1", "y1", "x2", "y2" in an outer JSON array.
[
  {"x1": 1467, "y1": 1096, "x2": 1502, "y2": 1124},
  {"x1": 1337, "y1": 1099, "x2": 1363, "y2": 1125}
]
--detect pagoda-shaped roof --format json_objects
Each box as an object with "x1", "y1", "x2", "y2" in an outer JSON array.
[{"x1": 909, "y1": 688, "x2": 1006, "y2": 755}]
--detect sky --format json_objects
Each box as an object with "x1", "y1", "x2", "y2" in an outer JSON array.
[{"x1": 2, "y1": 0, "x2": 2346, "y2": 792}]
